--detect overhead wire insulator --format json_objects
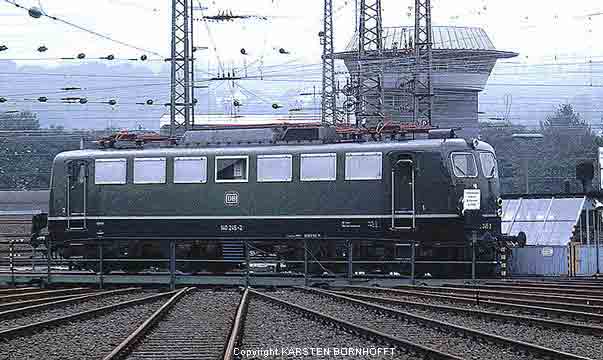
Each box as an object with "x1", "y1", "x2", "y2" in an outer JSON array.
[
  {"x1": 0, "y1": 45, "x2": 8, "y2": 52},
  {"x1": 146, "y1": 99, "x2": 154, "y2": 105},
  {"x1": 77, "y1": 53, "x2": 86, "y2": 59},
  {"x1": 272, "y1": 103, "x2": 282, "y2": 109},
  {"x1": 140, "y1": 55, "x2": 148, "y2": 61},
  {"x1": 104, "y1": 54, "x2": 115, "y2": 61},
  {"x1": 79, "y1": 98, "x2": 88, "y2": 104},
  {"x1": 108, "y1": 99, "x2": 117, "y2": 106},
  {"x1": 278, "y1": 48, "x2": 289, "y2": 54},
  {"x1": 240, "y1": 48, "x2": 247, "y2": 55},
  {"x1": 0, "y1": 97, "x2": 6, "y2": 103},
  {"x1": 28, "y1": 7, "x2": 43, "y2": 19},
  {"x1": 37, "y1": 46, "x2": 48, "y2": 52},
  {"x1": 37, "y1": 96, "x2": 48, "y2": 102}
]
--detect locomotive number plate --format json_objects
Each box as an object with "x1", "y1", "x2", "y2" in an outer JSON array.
[{"x1": 220, "y1": 224, "x2": 244, "y2": 232}]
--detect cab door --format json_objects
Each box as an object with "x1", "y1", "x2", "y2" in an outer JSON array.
[
  {"x1": 390, "y1": 154, "x2": 416, "y2": 231},
  {"x1": 66, "y1": 160, "x2": 89, "y2": 230}
]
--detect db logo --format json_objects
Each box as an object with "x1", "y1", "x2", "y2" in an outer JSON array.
[{"x1": 224, "y1": 191, "x2": 239, "y2": 207}]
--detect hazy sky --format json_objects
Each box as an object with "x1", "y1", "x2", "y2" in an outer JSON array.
[
  {"x1": 1, "y1": 0, "x2": 602, "y2": 68},
  {"x1": 1, "y1": 0, "x2": 603, "y2": 128}
]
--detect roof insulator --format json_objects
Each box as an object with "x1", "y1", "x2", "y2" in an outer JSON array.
[
  {"x1": 38, "y1": 96, "x2": 48, "y2": 102},
  {"x1": 37, "y1": 45, "x2": 48, "y2": 52},
  {"x1": 140, "y1": 54, "x2": 148, "y2": 61},
  {"x1": 272, "y1": 103, "x2": 281, "y2": 109},
  {"x1": 77, "y1": 53, "x2": 86, "y2": 59},
  {"x1": 0, "y1": 45, "x2": 8, "y2": 52},
  {"x1": 0, "y1": 97, "x2": 6, "y2": 103},
  {"x1": 79, "y1": 98, "x2": 88, "y2": 104},
  {"x1": 108, "y1": 99, "x2": 117, "y2": 106},
  {"x1": 240, "y1": 48, "x2": 247, "y2": 55},
  {"x1": 106, "y1": 54, "x2": 115, "y2": 60},
  {"x1": 146, "y1": 99, "x2": 154, "y2": 105}
]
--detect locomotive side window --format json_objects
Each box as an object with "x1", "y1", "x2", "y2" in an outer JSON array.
[
  {"x1": 215, "y1": 156, "x2": 248, "y2": 182},
  {"x1": 94, "y1": 158, "x2": 127, "y2": 185},
  {"x1": 479, "y1": 152, "x2": 498, "y2": 178},
  {"x1": 174, "y1": 157, "x2": 207, "y2": 183},
  {"x1": 345, "y1": 152, "x2": 382, "y2": 180},
  {"x1": 133, "y1": 158, "x2": 166, "y2": 184},
  {"x1": 300, "y1": 153, "x2": 337, "y2": 181},
  {"x1": 450, "y1": 153, "x2": 478, "y2": 178},
  {"x1": 257, "y1": 154, "x2": 292, "y2": 182}
]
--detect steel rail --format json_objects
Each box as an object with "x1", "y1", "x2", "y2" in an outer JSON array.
[
  {"x1": 0, "y1": 287, "x2": 38, "y2": 294},
  {"x1": 395, "y1": 284, "x2": 603, "y2": 306},
  {"x1": 0, "y1": 293, "x2": 101, "y2": 312},
  {"x1": 444, "y1": 283, "x2": 603, "y2": 298},
  {"x1": 102, "y1": 287, "x2": 191, "y2": 360},
  {"x1": 298, "y1": 287, "x2": 591, "y2": 360},
  {"x1": 0, "y1": 287, "x2": 91, "y2": 302},
  {"x1": 485, "y1": 281, "x2": 603, "y2": 291},
  {"x1": 0, "y1": 290, "x2": 179, "y2": 339},
  {"x1": 330, "y1": 290, "x2": 603, "y2": 335},
  {"x1": 339, "y1": 285, "x2": 603, "y2": 320},
  {"x1": 0, "y1": 287, "x2": 140, "y2": 318},
  {"x1": 250, "y1": 289, "x2": 462, "y2": 360},
  {"x1": 223, "y1": 288, "x2": 249, "y2": 360}
]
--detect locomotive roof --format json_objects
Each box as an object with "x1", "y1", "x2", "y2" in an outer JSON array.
[{"x1": 55, "y1": 138, "x2": 494, "y2": 161}]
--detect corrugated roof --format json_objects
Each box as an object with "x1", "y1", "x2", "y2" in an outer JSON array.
[
  {"x1": 345, "y1": 26, "x2": 496, "y2": 52},
  {"x1": 501, "y1": 197, "x2": 585, "y2": 246}
]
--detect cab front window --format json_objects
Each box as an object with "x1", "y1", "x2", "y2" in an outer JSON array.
[
  {"x1": 451, "y1": 153, "x2": 478, "y2": 178},
  {"x1": 479, "y1": 152, "x2": 498, "y2": 178}
]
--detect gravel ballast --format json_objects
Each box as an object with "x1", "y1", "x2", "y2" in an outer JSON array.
[
  {"x1": 0, "y1": 290, "x2": 152, "y2": 331},
  {"x1": 268, "y1": 289, "x2": 547, "y2": 360},
  {"x1": 0, "y1": 297, "x2": 167, "y2": 360},
  {"x1": 375, "y1": 298, "x2": 603, "y2": 360},
  {"x1": 242, "y1": 295, "x2": 412, "y2": 360},
  {"x1": 127, "y1": 289, "x2": 241, "y2": 360},
  {"x1": 340, "y1": 288, "x2": 602, "y2": 325}
]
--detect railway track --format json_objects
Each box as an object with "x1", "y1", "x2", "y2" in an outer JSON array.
[
  {"x1": 104, "y1": 288, "x2": 242, "y2": 360},
  {"x1": 394, "y1": 283, "x2": 603, "y2": 310},
  {"x1": 241, "y1": 289, "x2": 461, "y2": 360},
  {"x1": 337, "y1": 285, "x2": 603, "y2": 324},
  {"x1": 0, "y1": 289, "x2": 177, "y2": 359},
  {"x1": 328, "y1": 288, "x2": 603, "y2": 359},
  {"x1": 444, "y1": 283, "x2": 603, "y2": 298},
  {"x1": 0, "y1": 287, "x2": 92, "y2": 303},
  {"x1": 0, "y1": 288, "x2": 142, "y2": 330},
  {"x1": 266, "y1": 287, "x2": 591, "y2": 360}
]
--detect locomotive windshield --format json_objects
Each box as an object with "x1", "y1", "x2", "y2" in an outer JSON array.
[
  {"x1": 451, "y1": 153, "x2": 478, "y2": 178},
  {"x1": 479, "y1": 152, "x2": 498, "y2": 178}
]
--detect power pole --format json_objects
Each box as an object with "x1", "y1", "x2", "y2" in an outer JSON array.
[
  {"x1": 355, "y1": 0, "x2": 384, "y2": 128},
  {"x1": 321, "y1": 0, "x2": 337, "y2": 125},
  {"x1": 170, "y1": 0, "x2": 195, "y2": 137},
  {"x1": 412, "y1": 0, "x2": 433, "y2": 126}
]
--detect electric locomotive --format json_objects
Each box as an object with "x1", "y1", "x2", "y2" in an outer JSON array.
[{"x1": 31, "y1": 126, "x2": 524, "y2": 276}]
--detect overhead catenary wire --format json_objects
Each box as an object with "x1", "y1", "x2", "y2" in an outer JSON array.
[{"x1": 1, "y1": 0, "x2": 165, "y2": 58}]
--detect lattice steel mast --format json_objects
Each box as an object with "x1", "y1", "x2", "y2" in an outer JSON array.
[
  {"x1": 321, "y1": 0, "x2": 337, "y2": 125},
  {"x1": 170, "y1": 0, "x2": 195, "y2": 136},
  {"x1": 355, "y1": 0, "x2": 384, "y2": 128},
  {"x1": 412, "y1": 0, "x2": 433, "y2": 126}
]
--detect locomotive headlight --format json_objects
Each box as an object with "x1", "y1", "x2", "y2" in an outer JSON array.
[{"x1": 496, "y1": 197, "x2": 503, "y2": 208}]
